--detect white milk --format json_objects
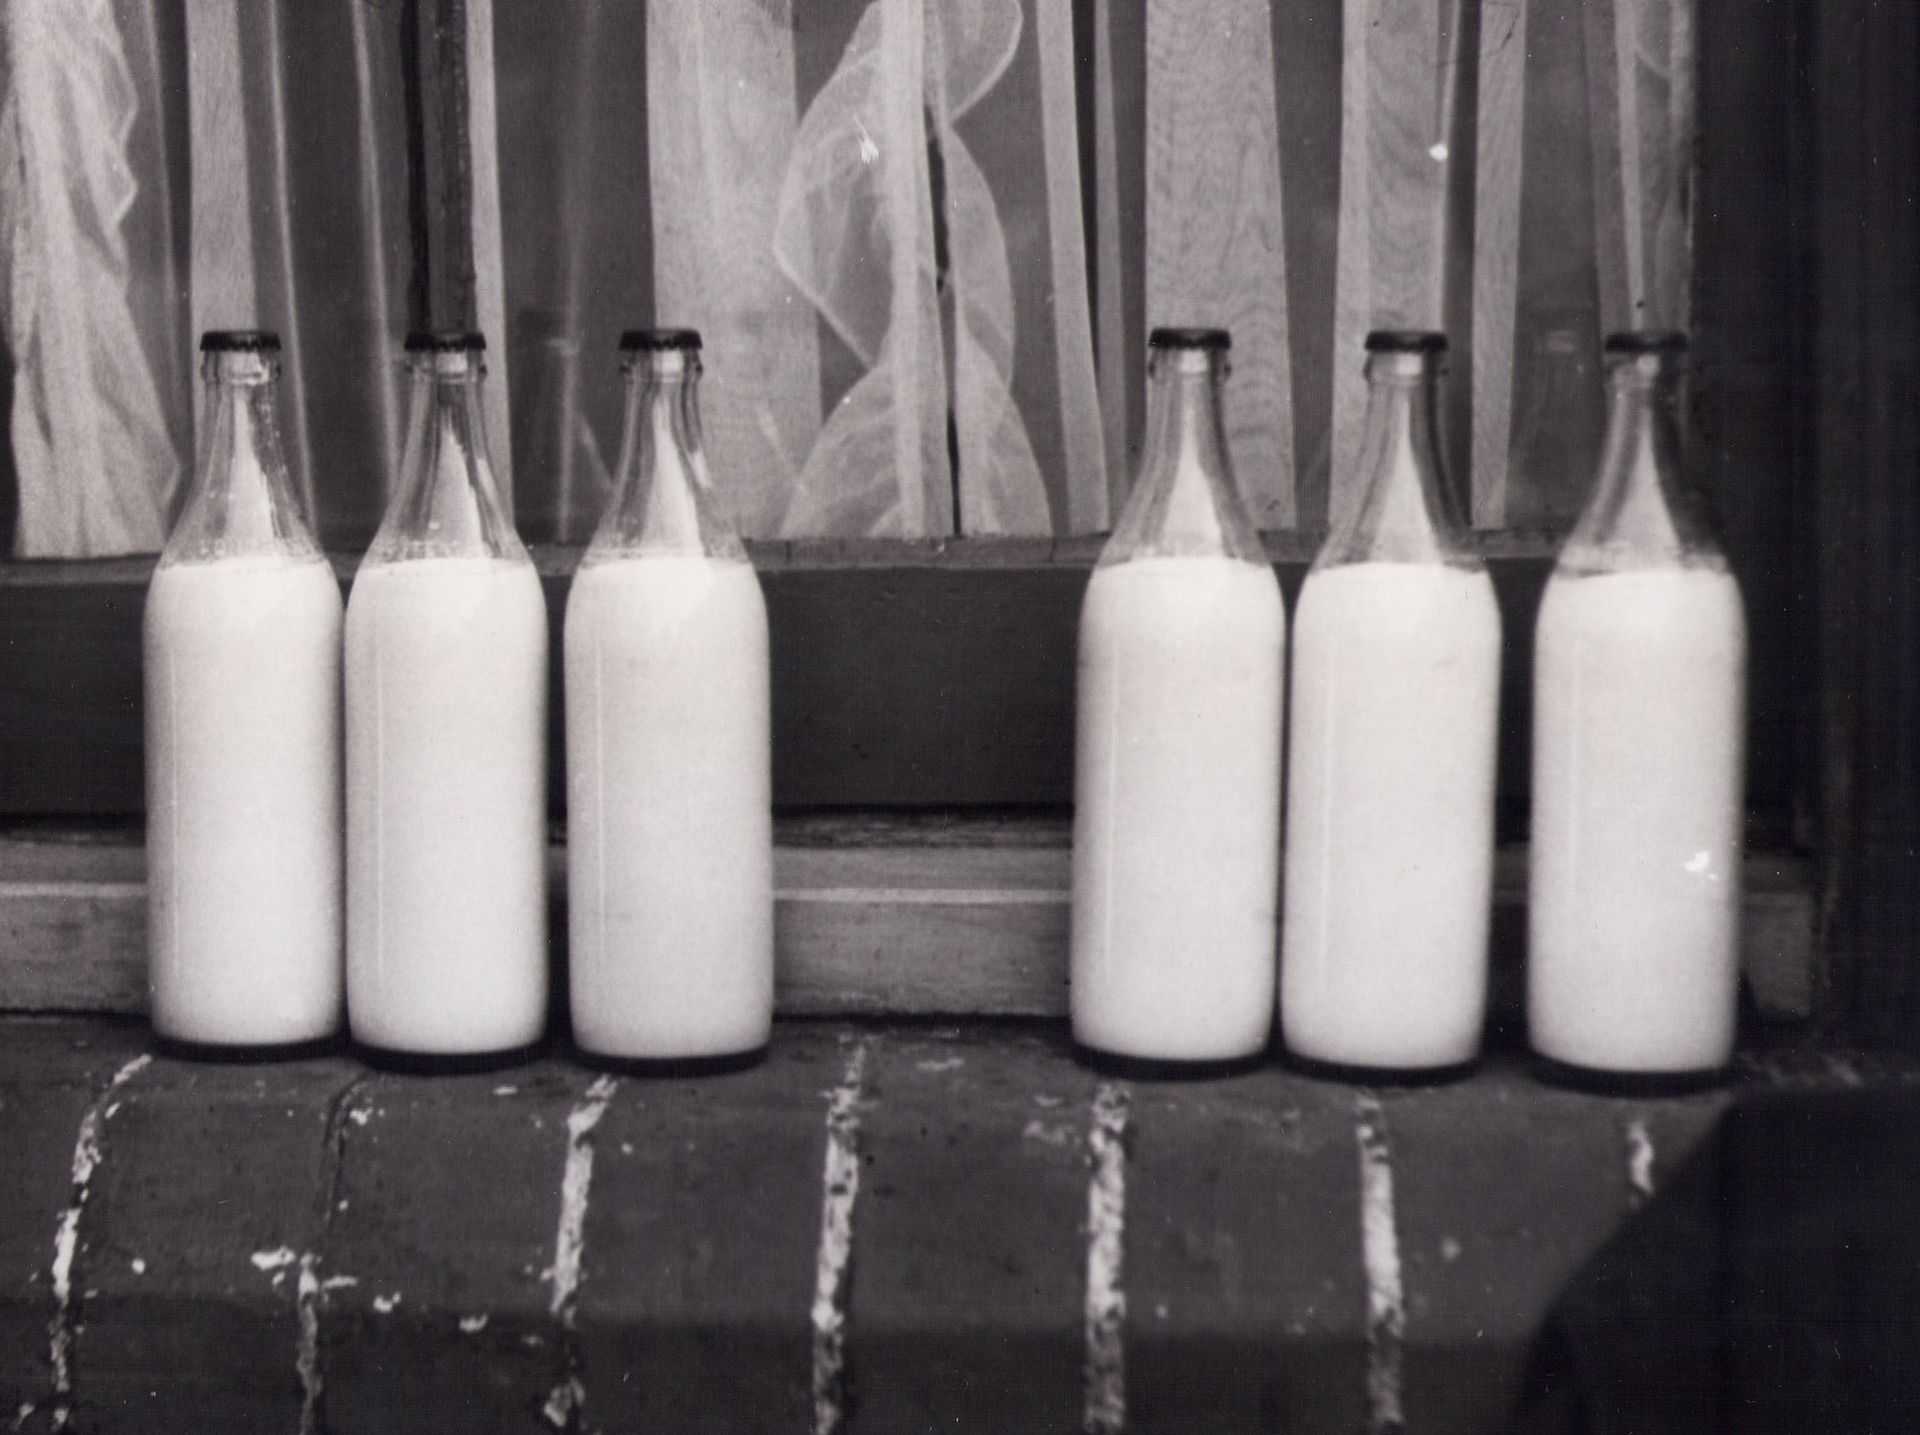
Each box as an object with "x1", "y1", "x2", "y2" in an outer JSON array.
[
  {"x1": 1529, "y1": 567, "x2": 1747, "y2": 1071},
  {"x1": 345, "y1": 556, "x2": 549, "y2": 1053},
  {"x1": 1281, "y1": 561, "x2": 1502, "y2": 1068},
  {"x1": 1071, "y1": 555, "x2": 1286, "y2": 1061},
  {"x1": 564, "y1": 555, "x2": 774, "y2": 1058},
  {"x1": 145, "y1": 555, "x2": 344, "y2": 1045}
]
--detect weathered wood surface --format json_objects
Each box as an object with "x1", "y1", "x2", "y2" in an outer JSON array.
[
  {"x1": 1805, "y1": 0, "x2": 1920, "y2": 1043},
  {"x1": 0, "y1": 824, "x2": 1816, "y2": 1023},
  {"x1": 1145, "y1": 0, "x2": 1297, "y2": 529},
  {"x1": 5, "y1": 1018, "x2": 1920, "y2": 1432}
]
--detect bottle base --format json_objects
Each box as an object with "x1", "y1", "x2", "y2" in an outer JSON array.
[
  {"x1": 575, "y1": 1044, "x2": 770, "y2": 1078},
  {"x1": 1528, "y1": 1051, "x2": 1730, "y2": 1097},
  {"x1": 1072, "y1": 1042, "x2": 1272, "y2": 1081},
  {"x1": 1280, "y1": 1049, "x2": 1480, "y2": 1087},
  {"x1": 152, "y1": 1030, "x2": 347, "y2": 1064},
  {"x1": 353, "y1": 1039, "x2": 547, "y2": 1075}
]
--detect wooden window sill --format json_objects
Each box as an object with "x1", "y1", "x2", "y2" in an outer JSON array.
[{"x1": 0, "y1": 816, "x2": 1816, "y2": 1023}]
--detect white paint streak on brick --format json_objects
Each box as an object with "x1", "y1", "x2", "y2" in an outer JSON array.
[
  {"x1": 1355, "y1": 1092, "x2": 1406, "y2": 1435},
  {"x1": 1625, "y1": 1118, "x2": 1657, "y2": 1210},
  {"x1": 294, "y1": 1255, "x2": 324, "y2": 1435},
  {"x1": 811, "y1": 1038, "x2": 872, "y2": 1435},
  {"x1": 47, "y1": 1052, "x2": 150, "y2": 1432},
  {"x1": 542, "y1": 1074, "x2": 619, "y2": 1429},
  {"x1": 1083, "y1": 1080, "x2": 1130, "y2": 1435}
]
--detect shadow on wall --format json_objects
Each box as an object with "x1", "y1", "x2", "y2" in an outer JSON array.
[{"x1": 1506, "y1": 1085, "x2": 1920, "y2": 1434}]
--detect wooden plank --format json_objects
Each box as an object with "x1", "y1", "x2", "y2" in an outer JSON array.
[
  {"x1": 1091, "y1": 0, "x2": 1131, "y2": 518},
  {"x1": 1329, "y1": 0, "x2": 1463, "y2": 528},
  {"x1": 645, "y1": 0, "x2": 819, "y2": 539},
  {"x1": 1806, "y1": 0, "x2": 1920, "y2": 1040},
  {"x1": 463, "y1": 0, "x2": 514, "y2": 510},
  {"x1": 1470, "y1": 0, "x2": 1526, "y2": 528},
  {"x1": 0, "y1": 534, "x2": 1813, "y2": 824},
  {"x1": 1036, "y1": 0, "x2": 1110, "y2": 535},
  {"x1": 1144, "y1": 0, "x2": 1297, "y2": 529},
  {"x1": 0, "y1": 828, "x2": 1818, "y2": 1023}
]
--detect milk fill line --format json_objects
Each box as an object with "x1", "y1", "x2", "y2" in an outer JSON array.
[
  {"x1": 812, "y1": 1038, "x2": 871, "y2": 1435},
  {"x1": 41, "y1": 1052, "x2": 151, "y2": 1433},
  {"x1": 1083, "y1": 1080, "x2": 1130, "y2": 1435},
  {"x1": 1355, "y1": 1091, "x2": 1407, "y2": 1435},
  {"x1": 543, "y1": 1074, "x2": 620, "y2": 1430}
]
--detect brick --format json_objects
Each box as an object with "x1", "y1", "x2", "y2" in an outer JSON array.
[
  {"x1": 70, "y1": 1052, "x2": 359, "y2": 1434},
  {"x1": 566, "y1": 1032, "x2": 851, "y2": 1432},
  {"x1": 0, "y1": 1020, "x2": 149, "y2": 1430},
  {"x1": 316, "y1": 1061, "x2": 591, "y2": 1435},
  {"x1": 1125, "y1": 1069, "x2": 1370, "y2": 1435},
  {"x1": 850, "y1": 1029, "x2": 1101, "y2": 1432}
]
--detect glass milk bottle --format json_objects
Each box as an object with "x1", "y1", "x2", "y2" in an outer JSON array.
[
  {"x1": 1070, "y1": 328, "x2": 1286, "y2": 1063},
  {"x1": 564, "y1": 330, "x2": 773, "y2": 1060},
  {"x1": 1530, "y1": 332, "x2": 1747, "y2": 1074},
  {"x1": 145, "y1": 331, "x2": 343, "y2": 1047},
  {"x1": 1281, "y1": 331, "x2": 1502, "y2": 1071},
  {"x1": 345, "y1": 332, "x2": 548, "y2": 1056}
]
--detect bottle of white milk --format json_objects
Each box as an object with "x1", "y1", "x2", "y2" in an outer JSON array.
[
  {"x1": 145, "y1": 330, "x2": 343, "y2": 1048},
  {"x1": 564, "y1": 330, "x2": 773, "y2": 1061},
  {"x1": 345, "y1": 332, "x2": 548, "y2": 1056},
  {"x1": 1282, "y1": 331, "x2": 1501, "y2": 1071},
  {"x1": 1071, "y1": 328, "x2": 1286, "y2": 1063},
  {"x1": 1530, "y1": 332, "x2": 1747, "y2": 1074}
]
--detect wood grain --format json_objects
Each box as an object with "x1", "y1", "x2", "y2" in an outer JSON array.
[
  {"x1": 463, "y1": 0, "x2": 514, "y2": 509},
  {"x1": 1092, "y1": 0, "x2": 1130, "y2": 519},
  {"x1": 1036, "y1": 0, "x2": 1110, "y2": 535},
  {"x1": 1471, "y1": 0, "x2": 1527, "y2": 528},
  {"x1": 1145, "y1": 0, "x2": 1296, "y2": 529},
  {"x1": 0, "y1": 830, "x2": 1816, "y2": 1023},
  {"x1": 1330, "y1": 0, "x2": 1463, "y2": 528}
]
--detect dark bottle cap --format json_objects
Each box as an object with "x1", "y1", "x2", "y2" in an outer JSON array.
[
  {"x1": 404, "y1": 331, "x2": 487, "y2": 353},
  {"x1": 1148, "y1": 327, "x2": 1230, "y2": 352},
  {"x1": 1364, "y1": 330, "x2": 1447, "y2": 354},
  {"x1": 620, "y1": 328, "x2": 703, "y2": 352},
  {"x1": 200, "y1": 330, "x2": 281, "y2": 353},
  {"x1": 1604, "y1": 330, "x2": 1689, "y2": 355}
]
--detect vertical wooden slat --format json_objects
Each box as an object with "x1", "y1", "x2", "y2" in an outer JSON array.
[
  {"x1": 1329, "y1": 0, "x2": 1461, "y2": 528},
  {"x1": 1807, "y1": 0, "x2": 1920, "y2": 1040},
  {"x1": 1144, "y1": 0, "x2": 1296, "y2": 529},
  {"x1": 1471, "y1": 0, "x2": 1526, "y2": 529},
  {"x1": 250, "y1": 2, "x2": 314, "y2": 523},
  {"x1": 646, "y1": 0, "x2": 819, "y2": 539},
  {"x1": 1586, "y1": 0, "x2": 1694, "y2": 335},
  {"x1": 884, "y1": 0, "x2": 932, "y2": 537},
  {"x1": 463, "y1": 0, "x2": 512, "y2": 507},
  {"x1": 1092, "y1": 0, "x2": 1129, "y2": 519},
  {"x1": 185, "y1": 0, "x2": 255, "y2": 416},
  {"x1": 1036, "y1": 0, "x2": 1108, "y2": 535},
  {"x1": 346, "y1": 0, "x2": 404, "y2": 489}
]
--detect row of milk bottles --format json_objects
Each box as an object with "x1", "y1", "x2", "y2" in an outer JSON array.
[
  {"x1": 147, "y1": 323, "x2": 1744, "y2": 1077},
  {"x1": 1073, "y1": 328, "x2": 1745, "y2": 1076},
  {"x1": 145, "y1": 329, "x2": 769, "y2": 1061}
]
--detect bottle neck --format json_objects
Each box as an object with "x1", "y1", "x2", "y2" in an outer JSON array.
[
  {"x1": 587, "y1": 350, "x2": 742, "y2": 561},
  {"x1": 1322, "y1": 349, "x2": 1472, "y2": 569},
  {"x1": 1101, "y1": 346, "x2": 1262, "y2": 565},
  {"x1": 163, "y1": 351, "x2": 316, "y2": 563},
  {"x1": 369, "y1": 351, "x2": 522, "y2": 563},
  {"x1": 1559, "y1": 356, "x2": 1721, "y2": 572}
]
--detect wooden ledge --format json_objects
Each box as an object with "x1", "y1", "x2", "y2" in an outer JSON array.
[{"x1": 0, "y1": 818, "x2": 1816, "y2": 1022}]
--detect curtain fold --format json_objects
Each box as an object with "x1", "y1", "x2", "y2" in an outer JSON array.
[{"x1": 0, "y1": 0, "x2": 1697, "y2": 555}]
